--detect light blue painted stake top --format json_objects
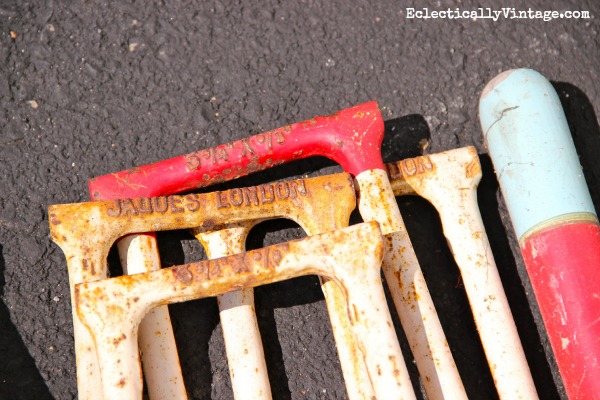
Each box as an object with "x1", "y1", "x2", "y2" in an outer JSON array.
[{"x1": 479, "y1": 68, "x2": 596, "y2": 240}]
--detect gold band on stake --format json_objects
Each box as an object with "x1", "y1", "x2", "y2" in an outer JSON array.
[{"x1": 518, "y1": 212, "x2": 599, "y2": 247}]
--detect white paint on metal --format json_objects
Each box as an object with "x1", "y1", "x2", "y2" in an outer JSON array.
[
  {"x1": 118, "y1": 234, "x2": 187, "y2": 399},
  {"x1": 74, "y1": 223, "x2": 414, "y2": 400},
  {"x1": 193, "y1": 223, "x2": 272, "y2": 400},
  {"x1": 356, "y1": 168, "x2": 468, "y2": 400},
  {"x1": 389, "y1": 146, "x2": 538, "y2": 399}
]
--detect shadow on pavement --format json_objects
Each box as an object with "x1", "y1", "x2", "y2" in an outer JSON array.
[{"x1": 0, "y1": 243, "x2": 53, "y2": 400}]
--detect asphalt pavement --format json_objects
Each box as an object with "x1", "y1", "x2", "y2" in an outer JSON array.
[{"x1": 1, "y1": 1, "x2": 599, "y2": 398}]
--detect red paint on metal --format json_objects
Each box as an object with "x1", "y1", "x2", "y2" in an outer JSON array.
[
  {"x1": 89, "y1": 102, "x2": 384, "y2": 201},
  {"x1": 521, "y1": 222, "x2": 600, "y2": 400}
]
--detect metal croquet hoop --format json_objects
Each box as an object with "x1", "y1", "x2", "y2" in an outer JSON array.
[
  {"x1": 88, "y1": 101, "x2": 465, "y2": 400},
  {"x1": 51, "y1": 173, "x2": 415, "y2": 399},
  {"x1": 191, "y1": 181, "x2": 384, "y2": 399},
  {"x1": 388, "y1": 147, "x2": 538, "y2": 399},
  {"x1": 51, "y1": 146, "x2": 539, "y2": 399},
  {"x1": 50, "y1": 204, "x2": 409, "y2": 399}
]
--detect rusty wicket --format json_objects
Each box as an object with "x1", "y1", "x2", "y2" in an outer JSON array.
[{"x1": 387, "y1": 147, "x2": 538, "y2": 399}]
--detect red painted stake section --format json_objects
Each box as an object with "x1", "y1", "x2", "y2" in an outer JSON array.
[
  {"x1": 89, "y1": 101, "x2": 384, "y2": 201},
  {"x1": 521, "y1": 221, "x2": 600, "y2": 400},
  {"x1": 481, "y1": 69, "x2": 600, "y2": 399}
]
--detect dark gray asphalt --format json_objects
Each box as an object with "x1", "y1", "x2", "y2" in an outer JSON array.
[{"x1": 1, "y1": 0, "x2": 599, "y2": 399}]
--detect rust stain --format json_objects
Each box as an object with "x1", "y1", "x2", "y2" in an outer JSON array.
[
  {"x1": 202, "y1": 219, "x2": 215, "y2": 229},
  {"x1": 388, "y1": 354, "x2": 401, "y2": 378},
  {"x1": 49, "y1": 172, "x2": 371, "y2": 397},
  {"x1": 92, "y1": 287, "x2": 106, "y2": 300},
  {"x1": 112, "y1": 333, "x2": 127, "y2": 347},
  {"x1": 66, "y1": 221, "x2": 390, "y2": 398},
  {"x1": 172, "y1": 265, "x2": 193, "y2": 284},
  {"x1": 351, "y1": 304, "x2": 361, "y2": 325},
  {"x1": 465, "y1": 156, "x2": 482, "y2": 179},
  {"x1": 394, "y1": 269, "x2": 404, "y2": 290}
]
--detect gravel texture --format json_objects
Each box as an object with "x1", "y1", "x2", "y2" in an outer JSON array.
[{"x1": 1, "y1": 0, "x2": 599, "y2": 399}]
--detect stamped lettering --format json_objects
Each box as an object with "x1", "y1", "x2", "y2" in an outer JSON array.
[
  {"x1": 216, "y1": 179, "x2": 308, "y2": 209},
  {"x1": 173, "y1": 265, "x2": 193, "y2": 284},
  {"x1": 107, "y1": 195, "x2": 198, "y2": 217},
  {"x1": 275, "y1": 182, "x2": 289, "y2": 199},
  {"x1": 184, "y1": 127, "x2": 291, "y2": 172},
  {"x1": 240, "y1": 139, "x2": 255, "y2": 158},
  {"x1": 175, "y1": 241, "x2": 292, "y2": 285},
  {"x1": 136, "y1": 198, "x2": 153, "y2": 214},
  {"x1": 242, "y1": 186, "x2": 259, "y2": 206},
  {"x1": 169, "y1": 196, "x2": 184, "y2": 213},
  {"x1": 185, "y1": 194, "x2": 201, "y2": 211},
  {"x1": 260, "y1": 185, "x2": 275, "y2": 204},
  {"x1": 267, "y1": 242, "x2": 290, "y2": 268},
  {"x1": 152, "y1": 197, "x2": 169, "y2": 214},
  {"x1": 387, "y1": 155, "x2": 434, "y2": 180},
  {"x1": 231, "y1": 253, "x2": 252, "y2": 274},
  {"x1": 229, "y1": 188, "x2": 244, "y2": 206},
  {"x1": 107, "y1": 200, "x2": 122, "y2": 217},
  {"x1": 105, "y1": 180, "x2": 308, "y2": 218},
  {"x1": 120, "y1": 199, "x2": 138, "y2": 216},
  {"x1": 186, "y1": 154, "x2": 201, "y2": 170},
  {"x1": 206, "y1": 258, "x2": 223, "y2": 280},
  {"x1": 216, "y1": 192, "x2": 230, "y2": 208}
]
